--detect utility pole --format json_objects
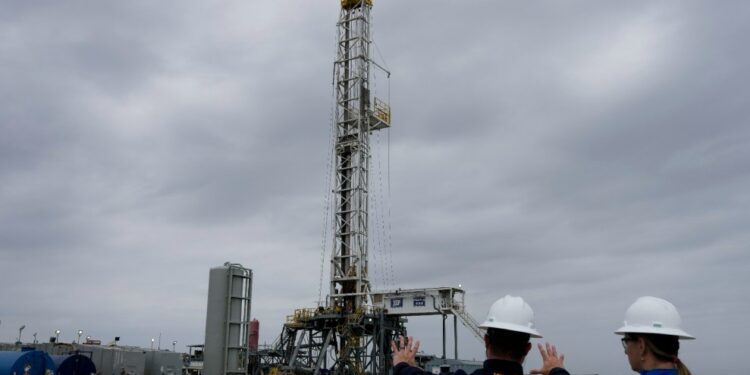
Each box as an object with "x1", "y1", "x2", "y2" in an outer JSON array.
[{"x1": 17, "y1": 325, "x2": 25, "y2": 344}]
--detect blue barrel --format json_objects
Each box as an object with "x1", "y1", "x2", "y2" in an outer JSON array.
[
  {"x1": 50, "y1": 354, "x2": 96, "y2": 375},
  {"x1": 0, "y1": 350, "x2": 56, "y2": 375}
]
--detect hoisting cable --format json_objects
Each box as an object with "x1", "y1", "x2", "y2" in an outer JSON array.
[{"x1": 318, "y1": 29, "x2": 340, "y2": 307}]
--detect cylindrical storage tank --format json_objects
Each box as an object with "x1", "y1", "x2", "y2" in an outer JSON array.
[
  {"x1": 249, "y1": 319, "x2": 260, "y2": 351},
  {"x1": 204, "y1": 264, "x2": 230, "y2": 375},
  {"x1": 204, "y1": 262, "x2": 253, "y2": 375},
  {"x1": 51, "y1": 354, "x2": 97, "y2": 375},
  {"x1": 0, "y1": 350, "x2": 56, "y2": 375}
]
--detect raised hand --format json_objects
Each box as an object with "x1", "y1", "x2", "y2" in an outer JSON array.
[
  {"x1": 391, "y1": 335, "x2": 421, "y2": 367},
  {"x1": 530, "y1": 342, "x2": 565, "y2": 375}
]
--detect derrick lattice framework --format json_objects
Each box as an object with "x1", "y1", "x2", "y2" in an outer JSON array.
[
  {"x1": 330, "y1": 0, "x2": 379, "y2": 315},
  {"x1": 248, "y1": 3, "x2": 484, "y2": 375},
  {"x1": 254, "y1": 2, "x2": 401, "y2": 375}
]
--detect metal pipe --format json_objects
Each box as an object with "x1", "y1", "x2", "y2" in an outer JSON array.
[
  {"x1": 454, "y1": 315, "x2": 458, "y2": 360},
  {"x1": 442, "y1": 314, "x2": 447, "y2": 360}
]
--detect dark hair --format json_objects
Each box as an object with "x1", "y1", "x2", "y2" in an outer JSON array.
[
  {"x1": 486, "y1": 328, "x2": 531, "y2": 361},
  {"x1": 636, "y1": 334, "x2": 692, "y2": 375}
]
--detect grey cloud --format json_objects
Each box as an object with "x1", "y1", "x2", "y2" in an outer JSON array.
[{"x1": 1, "y1": 2, "x2": 749, "y2": 375}]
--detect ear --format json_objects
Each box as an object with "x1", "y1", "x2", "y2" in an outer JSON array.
[
  {"x1": 524, "y1": 342, "x2": 532, "y2": 356},
  {"x1": 636, "y1": 337, "x2": 647, "y2": 356},
  {"x1": 483, "y1": 334, "x2": 490, "y2": 349}
]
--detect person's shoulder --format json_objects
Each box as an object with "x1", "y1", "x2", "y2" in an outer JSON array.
[
  {"x1": 392, "y1": 362, "x2": 427, "y2": 375},
  {"x1": 464, "y1": 368, "x2": 485, "y2": 375},
  {"x1": 550, "y1": 368, "x2": 571, "y2": 375}
]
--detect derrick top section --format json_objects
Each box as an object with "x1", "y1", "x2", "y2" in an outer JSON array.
[{"x1": 341, "y1": 0, "x2": 373, "y2": 10}]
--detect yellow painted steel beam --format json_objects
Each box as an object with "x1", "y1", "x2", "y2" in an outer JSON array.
[{"x1": 341, "y1": 0, "x2": 372, "y2": 10}]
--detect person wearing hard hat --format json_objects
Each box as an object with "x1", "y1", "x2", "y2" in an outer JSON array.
[
  {"x1": 391, "y1": 295, "x2": 569, "y2": 375},
  {"x1": 616, "y1": 296, "x2": 694, "y2": 375}
]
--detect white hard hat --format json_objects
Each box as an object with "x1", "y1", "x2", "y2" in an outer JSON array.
[
  {"x1": 479, "y1": 295, "x2": 542, "y2": 338},
  {"x1": 615, "y1": 296, "x2": 695, "y2": 340}
]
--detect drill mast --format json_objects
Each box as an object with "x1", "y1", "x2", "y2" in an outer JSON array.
[
  {"x1": 329, "y1": 0, "x2": 388, "y2": 314},
  {"x1": 249, "y1": 3, "x2": 479, "y2": 375},
  {"x1": 258, "y1": 2, "x2": 398, "y2": 375}
]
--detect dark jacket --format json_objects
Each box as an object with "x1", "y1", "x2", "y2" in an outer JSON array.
[
  {"x1": 455, "y1": 359, "x2": 524, "y2": 375},
  {"x1": 392, "y1": 361, "x2": 429, "y2": 375},
  {"x1": 393, "y1": 359, "x2": 570, "y2": 375}
]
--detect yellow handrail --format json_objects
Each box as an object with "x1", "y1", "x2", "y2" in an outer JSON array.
[{"x1": 341, "y1": 0, "x2": 373, "y2": 10}]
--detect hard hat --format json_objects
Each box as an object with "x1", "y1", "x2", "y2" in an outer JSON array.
[
  {"x1": 615, "y1": 296, "x2": 695, "y2": 339},
  {"x1": 479, "y1": 295, "x2": 542, "y2": 338}
]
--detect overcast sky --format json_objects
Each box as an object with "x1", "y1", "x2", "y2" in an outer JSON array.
[{"x1": 1, "y1": 1, "x2": 748, "y2": 375}]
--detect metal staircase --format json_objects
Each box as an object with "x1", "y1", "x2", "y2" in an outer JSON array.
[{"x1": 449, "y1": 306, "x2": 484, "y2": 342}]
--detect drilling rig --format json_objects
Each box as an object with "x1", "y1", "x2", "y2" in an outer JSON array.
[
  {"x1": 253, "y1": 1, "x2": 403, "y2": 375},
  {"x1": 248, "y1": 2, "x2": 483, "y2": 375}
]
